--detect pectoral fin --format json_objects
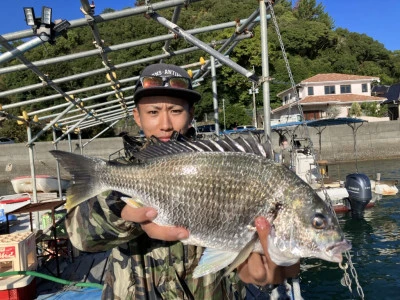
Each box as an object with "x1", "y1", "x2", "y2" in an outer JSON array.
[
  {"x1": 222, "y1": 233, "x2": 258, "y2": 277},
  {"x1": 193, "y1": 234, "x2": 258, "y2": 278},
  {"x1": 121, "y1": 196, "x2": 144, "y2": 208},
  {"x1": 193, "y1": 248, "x2": 237, "y2": 278}
]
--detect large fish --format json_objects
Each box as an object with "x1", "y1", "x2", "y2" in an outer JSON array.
[{"x1": 50, "y1": 136, "x2": 351, "y2": 278}]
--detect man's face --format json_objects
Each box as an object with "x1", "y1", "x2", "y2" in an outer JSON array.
[{"x1": 132, "y1": 96, "x2": 194, "y2": 142}]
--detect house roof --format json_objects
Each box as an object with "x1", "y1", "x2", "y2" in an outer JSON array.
[
  {"x1": 272, "y1": 94, "x2": 386, "y2": 113},
  {"x1": 301, "y1": 73, "x2": 380, "y2": 83},
  {"x1": 381, "y1": 83, "x2": 400, "y2": 104}
]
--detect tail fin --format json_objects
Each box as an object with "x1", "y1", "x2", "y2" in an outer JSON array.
[{"x1": 50, "y1": 150, "x2": 107, "y2": 210}]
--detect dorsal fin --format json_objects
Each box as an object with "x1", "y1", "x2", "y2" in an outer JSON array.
[{"x1": 134, "y1": 133, "x2": 269, "y2": 161}]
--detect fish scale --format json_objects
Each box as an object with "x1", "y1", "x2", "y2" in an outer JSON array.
[
  {"x1": 50, "y1": 138, "x2": 351, "y2": 277},
  {"x1": 101, "y1": 152, "x2": 279, "y2": 250}
]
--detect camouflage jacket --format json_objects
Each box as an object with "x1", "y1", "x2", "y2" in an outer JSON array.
[{"x1": 65, "y1": 133, "x2": 249, "y2": 299}]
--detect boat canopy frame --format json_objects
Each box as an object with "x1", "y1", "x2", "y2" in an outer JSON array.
[
  {"x1": 0, "y1": 0, "x2": 276, "y2": 141},
  {"x1": 0, "y1": 0, "x2": 276, "y2": 202}
]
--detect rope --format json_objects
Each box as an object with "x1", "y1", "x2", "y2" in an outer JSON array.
[
  {"x1": 0, "y1": 270, "x2": 103, "y2": 289},
  {"x1": 266, "y1": 1, "x2": 365, "y2": 298}
]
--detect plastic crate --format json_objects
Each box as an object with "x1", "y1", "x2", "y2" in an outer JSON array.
[
  {"x1": 0, "y1": 232, "x2": 37, "y2": 275},
  {"x1": 0, "y1": 275, "x2": 36, "y2": 300}
]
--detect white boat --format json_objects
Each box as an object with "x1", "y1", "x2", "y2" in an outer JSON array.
[
  {"x1": 0, "y1": 193, "x2": 31, "y2": 214},
  {"x1": 272, "y1": 118, "x2": 396, "y2": 215},
  {"x1": 11, "y1": 175, "x2": 70, "y2": 194},
  {"x1": 292, "y1": 150, "x2": 379, "y2": 213},
  {"x1": 371, "y1": 179, "x2": 399, "y2": 196}
]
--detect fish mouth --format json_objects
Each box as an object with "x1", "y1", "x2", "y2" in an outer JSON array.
[{"x1": 325, "y1": 240, "x2": 352, "y2": 262}]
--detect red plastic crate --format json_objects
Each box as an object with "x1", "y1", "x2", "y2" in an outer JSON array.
[{"x1": 0, "y1": 276, "x2": 36, "y2": 300}]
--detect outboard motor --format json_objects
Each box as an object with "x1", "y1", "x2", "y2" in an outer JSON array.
[{"x1": 345, "y1": 173, "x2": 372, "y2": 218}]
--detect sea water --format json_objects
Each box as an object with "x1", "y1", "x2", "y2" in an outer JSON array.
[
  {"x1": 1, "y1": 159, "x2": 399, "y2": 299},
  {"x1": 301, "y1": 158, "x2": 400, "y2": 299}
]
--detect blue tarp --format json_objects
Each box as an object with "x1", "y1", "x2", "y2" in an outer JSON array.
[
  {"x1": 271, "y1": 117, "x2": 366, "y2": 130},
  {"x1": 306, "y1": 117, "x2": 366, "y2": 127},
  {"x1": 36, "y1": 287, "x2": 102, "y2": 300}
]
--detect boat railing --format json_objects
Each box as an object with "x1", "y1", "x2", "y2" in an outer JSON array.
[{"x1": 108, "y1": 148, "x2": 125, "y2": 161}]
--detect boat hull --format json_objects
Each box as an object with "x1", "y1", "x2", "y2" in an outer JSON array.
[
  {"x1": 11, "y1": 175, "x2": 69, "y2": 194},
  {"x1": 316, "y1": 187, "x2": 378, "y2": 213},
  {"x1": 0, "y1": 193, "x2": 31, "y2": 214},
  {"x1": 371, "y1": 180, "x2": 399, "y2": 196}
]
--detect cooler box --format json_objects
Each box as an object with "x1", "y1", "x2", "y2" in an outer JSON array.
[
  {"x1": 0, "y1": 232, "x2": 37, "y2": 274},
  {"x1": 0, "y1": 275, "x2": 36, "y2": 300}
]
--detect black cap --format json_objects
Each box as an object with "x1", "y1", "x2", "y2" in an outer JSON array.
[{"x1": 134, "y1": 63, "x2": 201, "y2": 104}]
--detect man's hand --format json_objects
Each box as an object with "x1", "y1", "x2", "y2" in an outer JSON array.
[
  {"x1": 237, "y1": 217, "x2": 300, "y2": 285},
  {"x1": 121, "y1": 205, "x2": 189, "y2": 241}
]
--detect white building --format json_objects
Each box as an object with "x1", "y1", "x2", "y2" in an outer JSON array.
[{"x1": 272, "y1": 73, "x2": 387, "y2": 121}]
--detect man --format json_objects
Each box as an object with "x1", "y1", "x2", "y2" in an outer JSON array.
[
  {"x1": 274, "y1": 134, "x2": 291, "y2": 168},
  {"x1": 66, "y1": 63, "x2": 299, "y2": 299}
]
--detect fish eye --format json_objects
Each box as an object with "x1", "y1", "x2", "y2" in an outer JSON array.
[{"x1": 312, "y1": 213, "x2": 327, "y2": 229}]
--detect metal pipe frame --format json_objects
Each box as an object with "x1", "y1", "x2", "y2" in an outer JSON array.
[
  {"x1": 0, "y1": 18, "x2": 257, "y2": 76},
  {"x1": 0, "y1": 35, "x2": 49, "y2": 65},
  {"x1": 80, "y1": 114, "x2": 130, "y2": 129},
  {"x1": 81, "y1": 120, "x2": 120, "y2": 146},
  {"x1": 52, "y1": 129, "x2": 64, "y2": 199},
  {"x1": 1, "y1": 0, "x2": 204, "y2": 42},
  {"x1": 260, "y1": 0, "x2": 272, "y2": 137},
  {"x1": 160, "y1": 5, "x2": 182, "y2": 59},
  {"x1": 192, "y1": 7, "x2": 260, "y2": 80},
  {"x1": 53, "y1": 113, "x2": 92, "y2": 144},
  {"x1": 193, "y1": 15, "x2": 269, "y2": 82},
  {"x1": 0, "y1": 31, "x2": 110, "y2": 136},
  {"x1": 79, "y1": 0, "x2": 128, "y2": 115},
  {"x1": 81, "y1": 116, "x2": 125, "y2": 130},
  {"x1": 210, "y1": 56, "x2": 220, "y2": 135},
  {"x1": 0, "y1": 0, "x2": 273, "y2": 138},
  {"x1": 30, "y1": 86, "x2": 135, "y2": 117},
  {"x1": 46, "y1": 98, "x2": 134, "y2": 124},
  {"x1": 0, "y1": 31, "x2": 252, "y2": 100},
  {"x1": 42, "y1": 97, "x2": 134, "y2": 122},
  {"x1": 2, "y1": 77, "x2": 136, "y2": 110},
  {"x1": 150, "y1": 12, "x2": 258, "y2": 83},
  {"x1": 1, "y1": 33, "x2": 251, "y2": 130},
  {"x1": 59, "y1": 103, "x2": 134, "y2": 127}
]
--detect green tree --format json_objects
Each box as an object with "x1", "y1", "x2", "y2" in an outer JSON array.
[
  {"x1": 348, "y1": 102, "x2": 362, "y2": 117},
  {"x1": 225, "y1": 103, "x2": 252, "y2": 129},
  {"x1": 361, "y1": 102, "x2": 388, "y2": 117},
  {"x1": 294, "y1": 0, "x2": 334, "y2": 28}
]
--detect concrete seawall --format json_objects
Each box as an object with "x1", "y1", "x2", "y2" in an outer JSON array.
[
  {"x1": 0, "y1": 137, "x2": 124, "y2": 183},
  {"x1": 1, "y1": 121, "x2": 399, "y2": 182},
  {"x1": 303, "y1": 120, "x2": 400, "y2": 162}
]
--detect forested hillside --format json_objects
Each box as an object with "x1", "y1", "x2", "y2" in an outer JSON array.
[{"x1": 1, "y1": 0, "x2": 399, "y2": 141}]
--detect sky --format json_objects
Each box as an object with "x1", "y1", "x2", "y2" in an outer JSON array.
[
  {"x1": 318, "y1": 0, "x2": 399, "y2": 51},
  {"x1": 0, "y1": 1, "x2": 399, "y2": 51}
]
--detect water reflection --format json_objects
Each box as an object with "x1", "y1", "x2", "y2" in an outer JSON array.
[{"x1": 301, "y1": 159, "x2": 400, "y2": 299}]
